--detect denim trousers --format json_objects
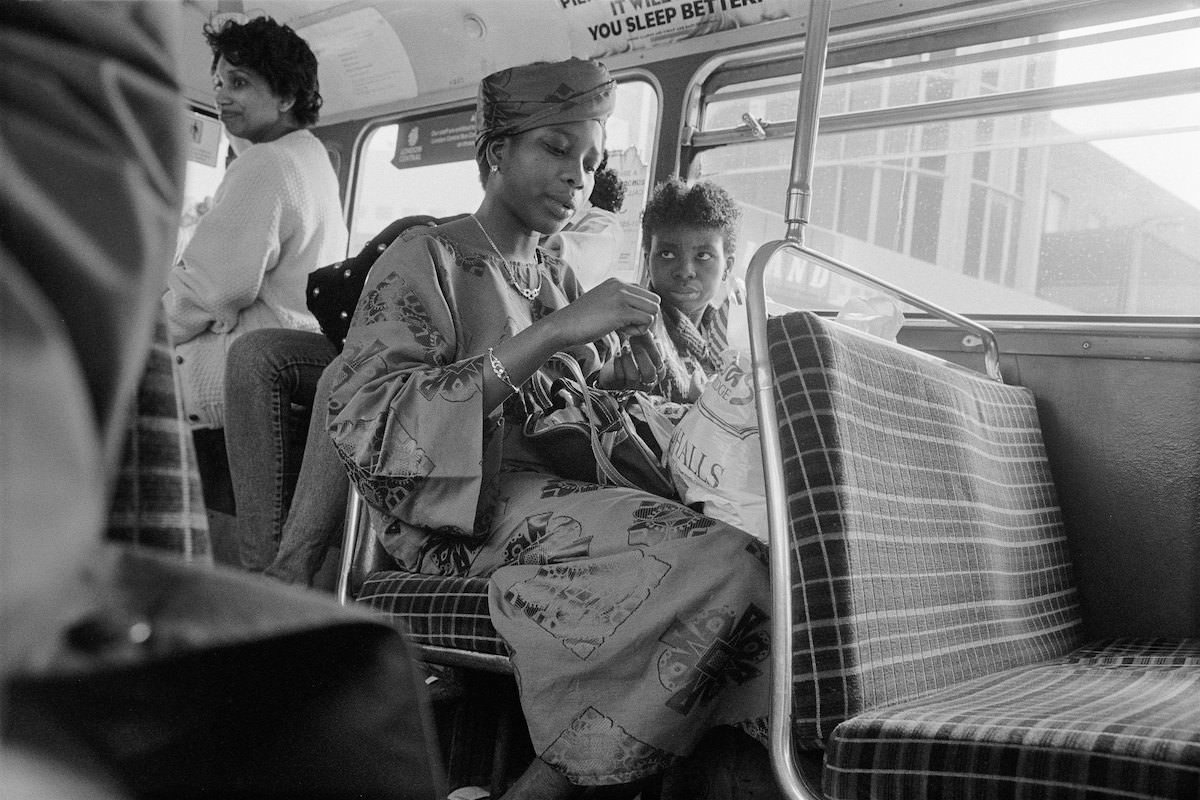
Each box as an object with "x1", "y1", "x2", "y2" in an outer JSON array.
[{"x1": 224, "y1": 329, "x2": 348, "y2": 581}]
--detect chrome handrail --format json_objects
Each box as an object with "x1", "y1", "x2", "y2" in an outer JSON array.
[
  {"x1": 334, "y1": 484, "x2": 364, "y2": 605},
  {"x1": 757, "y1": 243, "x2": 1003, "y2": 381},
  {"x1": 748, "y1": 244, "x2": 826, "y2": 800}
]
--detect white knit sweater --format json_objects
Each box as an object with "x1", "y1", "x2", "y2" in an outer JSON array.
[{"x1": 163, "y1": 129, "x2": 347, "y2": 428}]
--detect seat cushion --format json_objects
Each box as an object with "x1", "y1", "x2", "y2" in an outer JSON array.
[
  {"x1": 356, "y1": 571, "x2": 510, "y2": 658},
  {"x1": 824, "y1": 638, "x2": 1200, "y2": 800}
]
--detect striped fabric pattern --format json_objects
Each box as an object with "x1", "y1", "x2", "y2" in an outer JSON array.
[
  {"x1": 766, "y1": 311, "x2": 1082, "y2": 747},
  {"x1": 357, "y1": 572, "x2": 510, "y2": 658},
  {"x1": 106, "y1": 317, "x2": 211, "y2": 561},
  {"x1": 1064, "y1": 637, "x2": 1200, "y2": 667},
  {"x1": 825, "y1": 638, "x2": 1200, "y2": 800}
]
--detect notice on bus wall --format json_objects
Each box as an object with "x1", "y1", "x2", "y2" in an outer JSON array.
[
  {"x1": 298, "y1": 7, "x2": 418, "y2": 117},
  {"x1": 186, "y1": 111, "x2": 223, "y2": 168},
  {"x1": 607, "y1": 145, "x2": 650, "y2": 281},
  {"x1": 391, "y1": 109, "x2": 478, "y2": 169},
  {"x1": 556, "y1": 0, "x2": 801, "y2": 59}
]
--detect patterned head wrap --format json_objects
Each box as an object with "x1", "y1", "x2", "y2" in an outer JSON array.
[{"x1": 475, "y1": 58, "x2": 615, "y2": 162}]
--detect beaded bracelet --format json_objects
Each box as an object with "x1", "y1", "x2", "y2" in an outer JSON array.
[{"x1": 487, "y1": 347, "x2": 519, "y2": 394}]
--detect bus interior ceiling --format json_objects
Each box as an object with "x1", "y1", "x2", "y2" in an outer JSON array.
[{"x1": 176, "y1": 0, "x2": 1200, "y2": 640}]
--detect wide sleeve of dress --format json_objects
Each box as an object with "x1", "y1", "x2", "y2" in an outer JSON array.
[
  {"x1": 162, "y1": 145, "x2": 285, "y2": 345},
  {"x1": 326, "y1": 233, "x2": 499, "y2": 540}
]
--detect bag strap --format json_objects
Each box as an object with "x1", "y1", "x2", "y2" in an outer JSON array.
[{"x1": 546, "y1": 352, "x2": 641, "y2": 490}]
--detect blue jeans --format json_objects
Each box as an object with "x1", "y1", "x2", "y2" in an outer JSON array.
[{"x1": 224, "y1": 329, "x2": 347, "y2": 581}]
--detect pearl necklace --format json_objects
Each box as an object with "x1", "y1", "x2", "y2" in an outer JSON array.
[{"x1": 470, "y1": 214, "x2": 542, "y2": 302}]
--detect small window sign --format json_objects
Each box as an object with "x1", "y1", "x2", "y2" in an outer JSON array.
[
  {"x1": 391, "y1": 109, "x2": 478, "y2": 169},
  {"x1": 186, "y1": 111, "x2": 223, "y2": 168}
]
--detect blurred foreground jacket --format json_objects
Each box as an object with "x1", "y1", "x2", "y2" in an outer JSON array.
[{"x1": 0, "y1": 4, "x2": 444, "y2": 797}]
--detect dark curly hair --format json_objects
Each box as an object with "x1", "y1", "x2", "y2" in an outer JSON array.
[
  {"x1": 589, "y1": 155, "x2": 626, "y2": 213},
  {"x1": 640, "y1": 178, "x2": 741, "y2": 255},
  {"x1": 204, "y1": 16, "x2": 322, "y2": 127}
]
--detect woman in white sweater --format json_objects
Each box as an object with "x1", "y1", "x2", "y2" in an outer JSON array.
[{"x1": 164, "y1": 16, "x2": 347, "y2": 430}]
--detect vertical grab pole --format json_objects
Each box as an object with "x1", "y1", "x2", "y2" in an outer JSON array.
[
  {"x1": 786, "y1": 0, "x2": 831, "y2": 246},
  {"x1": 746, "y1": 2, "x2": 833, "y2": 799}
]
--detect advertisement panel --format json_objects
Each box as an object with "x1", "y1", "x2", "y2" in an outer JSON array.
[{"x1": 558, "y1": 0, "x2": 801, "y2": 59}]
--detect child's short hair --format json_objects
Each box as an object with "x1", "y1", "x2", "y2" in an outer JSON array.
[{"x1": 640, "y1": 178, "x2": 741, "y2": 255}]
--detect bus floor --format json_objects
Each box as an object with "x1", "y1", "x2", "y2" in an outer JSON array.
[{"x1": 437, "y1": 670, "x2": 786, "y2": 799}]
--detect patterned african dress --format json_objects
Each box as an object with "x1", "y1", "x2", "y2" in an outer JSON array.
[{"x1": 327, "y1": 227, "x2": 771, "y2": 786}]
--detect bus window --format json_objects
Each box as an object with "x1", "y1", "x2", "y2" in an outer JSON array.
[
  {"x1": 177, "y1": 108, "x2": 228, "y2": 262},
  {"x1": 690, "y1": 7, "x2": 1200, "y2": 317},
  {"x1": 348, "y1": 77, "x2": 660, "y2": 281}
]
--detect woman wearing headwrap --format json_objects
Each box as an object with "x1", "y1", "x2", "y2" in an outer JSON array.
[{"x1": 328, "y1": 58, "x2": 771, "y2": 798}]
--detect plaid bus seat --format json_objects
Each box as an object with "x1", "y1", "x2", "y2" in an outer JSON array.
[
  {"x1": 765, "y1": 310, "x2": 1200, "y2": 799},
  {"x1": 338, "y1": 488, "x2": 512, "y2": 669},
  {"x1": 107, "y1": 316, "x2": 211, "y2": 560},
  {"x1": 356, "y1": 571, "x2": 510, "y2": 659},
  {"x1": 825, "y1": 640, "x2": 1200, "y2": 799},
  {"x1": 1063, "y1": 636, "x2": 1200, "y2": 667}
]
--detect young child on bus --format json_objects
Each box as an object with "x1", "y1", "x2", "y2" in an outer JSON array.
[
  {"x1": 326, "y1": 56, "x2": 771, "y2": 799},
  {"x1": 634, "y1": 178, "x2": 743, "y2": 403}
]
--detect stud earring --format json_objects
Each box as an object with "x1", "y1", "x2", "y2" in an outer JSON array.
[{"x1": 490, "y1": 164, "x2": 499, "y2": 174}]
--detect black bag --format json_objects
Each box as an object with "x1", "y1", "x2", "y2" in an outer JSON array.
[
  {"x1": 307, "y1": 213, "x2": 466, "y2": 351},
  {"x1": 524, "y1": 353, "x2": 680, "y2": 500}
]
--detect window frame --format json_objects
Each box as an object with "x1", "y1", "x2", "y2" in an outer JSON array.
[
  {"x1": 678, "y1": 1, "x2": 1200, "y2": 321},
  {"x1": 343, "y1": 72, "x2": 663, "y2": 277}
]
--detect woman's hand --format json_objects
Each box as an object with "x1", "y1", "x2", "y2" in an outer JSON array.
[
  {"x1": 543, "y1": 278, "x2": 660, "y2": 348},
  {"x1": 489, "y1": 280, "x2": 660, "y2": 410},
  {"x1": 596, "y1": 331, "x2": 666, "y2": 390}
]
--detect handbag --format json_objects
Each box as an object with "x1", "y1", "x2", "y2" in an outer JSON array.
[{"x1": 524, "y1": 352, "x2": 679, "y2": 500}]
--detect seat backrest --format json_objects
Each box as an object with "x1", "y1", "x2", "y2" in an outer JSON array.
[
  {"x1": 308, "y1": 213, "x2": 469, "y2": 352},
  {"x1": 766, "y1": 310, "x2": 1083, "y2": 748},
  {"x1": 106, "y1": 315, "x2": 212, "y2": 561}
]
